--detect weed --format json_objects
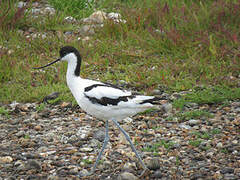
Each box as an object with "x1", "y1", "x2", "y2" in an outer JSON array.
[
  {"x1": 0, "y1": 107, "x2": 9, "y2": 117},
  {"x1": 36, "y1": 103, "x2": 46, "y2": 112},
  {"x1": 142, "y1": 140, "x2": 174, "y2": 152},
  {"x1": 192, "y1": 131, "x2": 211, "y2": 140},
  {"x1": 173, "y1": 87, "x2": 240, "y2": 110},
  {"x1": 177, "y1": 110, "x2": 213, "y2": 122},
  {"x1": 189, "y1": 139, "x2": 202, "y2": 147},
  {"x1": 81, "y1": 159, "x2": 93, "y2": 164},
  {"x1": 0, "y1": 0, "x2": 30, "y2": 30},
  {"x1": 24, "y1": 134, "x2": 30, "y2": 139},
  {"x1": 48, "y1": 0, "x2": 94, "y2": 19},
  {"x1": 210, "y1": 128, "x2": 222, "y2": 135},
  {"x1": 166, "y1": 110, "x2": 213, "y2": 122}
]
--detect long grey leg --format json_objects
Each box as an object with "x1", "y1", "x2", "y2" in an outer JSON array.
[
  {"x1": 91, "y1": 120, "x2": 109, "y2": 173},
  {"x1": 111, "y1": 118, "x2": 147, "y2": 169}
]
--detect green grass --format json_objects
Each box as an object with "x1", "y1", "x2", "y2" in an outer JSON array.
[
  {"x1": 189, "y1": 129, "x2": 223, "y2": 150},
  {"x1": 0, "y1": 107, "x2": 9, "y2": 117},
  {"x1": 48, "y1": 0, "x2": 94, "y2": 19},
  {"x1": 178, "y1": 110, "x2": 213, "y2": 121},
  {"x1": 0, "y1": 0, "x2": 240, "y2": 103},
  {"x1": 142, "y1": 140, "x2": 175, "y2": 152},
  {"x1": 173, "y1": 86, "x2": 240, "y2": 110},
  {"x1": 166, "y1": 109, "x2": 213, "y2": 122},
  {"x1": 189, "y1": 139, "x2": 202, "y2": 147},
  {"x1": 36, "y1": 103, "x2": 46, "y2": 112}
]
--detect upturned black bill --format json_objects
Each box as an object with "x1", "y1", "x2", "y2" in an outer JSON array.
[{"x1": 33, "y1": 58, "x2": 61, "y2": 69}]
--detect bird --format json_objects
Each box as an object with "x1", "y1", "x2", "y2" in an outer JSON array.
[{"x1": 33, "y1": 46, "x2": 161, "y2": 176}]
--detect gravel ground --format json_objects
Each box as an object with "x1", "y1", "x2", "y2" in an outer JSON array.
[{"x1": 0, "y1": 95, "x2": 239, "y2": 180}]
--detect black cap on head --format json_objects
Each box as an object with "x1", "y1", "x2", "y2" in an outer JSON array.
[{"x1": 60, "y1": 46, "x2": 80, "y2": 58}]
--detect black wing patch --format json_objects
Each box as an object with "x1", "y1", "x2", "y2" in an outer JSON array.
[
  {"x1": 139, "y1": 97, "x2": 162, "y2": 105},
  {"x1": 84, "y1": 83, "x2": 123, "y2": 92},
  {"x1": 85, "y1": 95, "x2": 136, "y2": 106}
]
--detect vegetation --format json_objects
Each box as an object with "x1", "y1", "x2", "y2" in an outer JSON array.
[
  {"x1": 0, "y1": 0, "x2": 239, "y2": 104},
  {"x1": 166, "y1": 109, "x2": 213, "y2": 122}
]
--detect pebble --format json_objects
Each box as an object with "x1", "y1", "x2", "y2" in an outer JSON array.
[
  {"x1": 153, "y1": 170, "x2": 163, "y2": 178},
  {"x1": 79, "y1": 147, "x2": 93, "y2": 152},
  {"x1": 117, "y1": 172, "x2": 138, "y2": 180},
  {"x1": 179, "y1": 123, "x2": 192, "y2": 130},
  {"x1": 146, "y1": 158, "x2": 161, "y2": 170},
  {"x1": 26, "y1": 160, "x2": 42, "y2": 171},
  {"x1": 232, "y1": 140, "x2": 238, "y2": 144},
  {"x1": 82, "y1": 10, "x2": 107, "y2": 24},
  {"x1": 79, "y1": 25, "x2": 95, "y2": 35},
  {"x1": 18, "y1": 1, "x2": 27, "y2": 8},
  {"x1": 34, "y1": 125, "x2": 42, "y2": 131},
  {"x1": 93, "y1": 129, "x2": 105, "y2": 142},
  {"x1": 64, "y1": 16, "x2": 76, "y2": 23},
  {"x1": 162, "y1": 103, "x2": 173, "y2": 113},
  {"x1": 0, "y1": 156, "x2": 13, "y2": 163},
  {"x1": 216, "y1": 142, "x2": 223, "y2": 148},
  {"x1": 188, "y1": 119, "x2": 201, "y2": 126}
]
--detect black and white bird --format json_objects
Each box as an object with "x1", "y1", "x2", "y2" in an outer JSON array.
[{"x1": 34, "y1": 46, "x2": 161, "y2": 175}]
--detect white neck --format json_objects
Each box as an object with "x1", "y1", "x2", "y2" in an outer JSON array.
[{"x1": 65, "y1": 54, "x2": 80, "y2": 90}]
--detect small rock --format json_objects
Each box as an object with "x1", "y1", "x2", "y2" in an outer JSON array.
[
  {"x1": 61, "y1": 102, "x2": 71, "y2": 108},
  {"x1": 83, "y1": 11, "x2": 107, "y2": 24},
  {"x1": 16, "y1": 130, "x2": 25, "y2": 137},
  {"x1": 79, "y1": 169, "x2": 90, "y2": 177},
  {"x1": 216, "y1": 142, "x2": 223, "y2": 148},
  {"x1": 188, "y1": 119, "x2": 201, "y2": 126},
  {"x1": 44, "y1": 7, "x2": 55, "y2": 15},
  {"x1": 102, "y1": 160, "x2": 112, "y2": 169},
  {"x1": 77, "y1": 125, "x2": 92, "y2": 139},
  {"x1": 9, "y1": 101, "x2": 20, "y2": 109},
  {"x1": 123, "y1": 162, "x2": 136, "y2": 171},
  {"x1": 108, "y1": 12, "x2": 126, "y2": 23},
  {"x1": 221, "y1": 167, "x2": 234, "y2": 174},
  {"x1": 152, "y1": 89, "x2": 162, "y2": 95},
  {"x1": 18, "y1": 1, "x2": 27, "y2": 8},
  {"x1": 0, "y1": 156, "x2": 13, "y2": 163},
  {"x1": 93, "y1": 129, "x2": 105, "y2": 142},
  {"x1": 31, "y1": 8, "x2": 41, "y2": 14},
  {"x1": 64, "y1": 16, "x2": 76, "y2": 23},
  {"x1": 232, "y1": 140, "x2": 238, "y2": 144},
  {"x1": 79, "y1": 25, "x2": 95, "y2": 35},
  {"x1": 25, "y1": 160, "x2": 42, "y2": 171},
  {"x1": 82, "y1": 36, "x2": 90, "y2": 42},
  {"x1": 15, "y1": 160, "x2": 25, "y2": 171},
  {"x1": 123, "y1": 117, "x2": 133, "y2": 123},
  {"x1": 224, "y1": 173, "x2": 237, "y2": 180},
  {"x1": 162, "y1": 103, "x2": 172, "y2": 113},
  {"x1": 79, "y1": 147, "x2": 93, "y2": 152},
  {"x1": 179, "y1": 124, "x2": 192, "y2": 130},
  {"x1": 117, "y1": 172, "x2": 138, "y2": 180},
  {"x1": 146, "y1": 158, "x2": 161, "y2": 170},
  {"x1": 34, "y1": 125, "x2": 41, "y2": 131},
  {"x1": 153, "y1": 170, "x2": 163, "y2": 178}
]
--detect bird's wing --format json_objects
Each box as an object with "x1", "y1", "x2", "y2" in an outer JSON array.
[
  {"x1": 83, "y1": 83, "x2": 161, "y2": 107},
  {"x1": 83, "y1": 83, "x2": 134, "y2": 106}
]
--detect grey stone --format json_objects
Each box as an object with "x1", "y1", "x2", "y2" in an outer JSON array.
[
  {"x1": 188, "y1": 119, "x2": 201, "y2": 126},
  {"x1": 117, "y1": 172, "x2": 138, "y2": 180},
  {"x1": 26, "y1": 160, "x2": 42, "y2": 171},
  {"x1": 93, "y1": 129, "x2": 105, "y2": 142},
  {"x1": 179, "y1": 124, "x2": 192, "y2": 130},
  {"x1": 146, "y1": 158, "x2": 161, "y2": 170},
  {"x1": 162, "y1": 103, "x2": 172, "y2": 113}
]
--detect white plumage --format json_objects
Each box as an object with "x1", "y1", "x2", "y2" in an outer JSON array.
[{"x1": 34, "y1": 46, "x2": 161, "y2": 176}]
